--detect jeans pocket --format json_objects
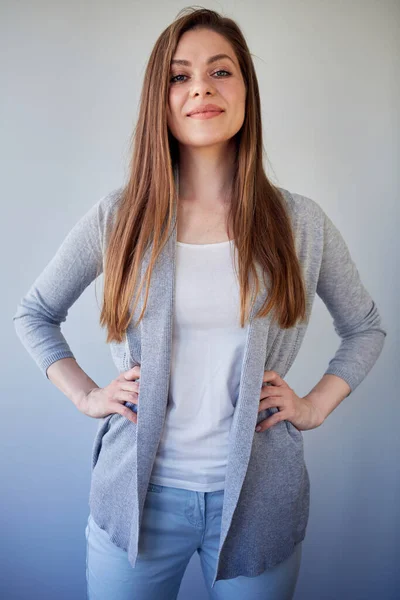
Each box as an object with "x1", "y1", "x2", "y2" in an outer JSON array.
[{"x1": 147, "y1": 483, "x2": 163, "y2": 493}]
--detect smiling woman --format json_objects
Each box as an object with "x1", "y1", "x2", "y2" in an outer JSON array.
[{"x1": 12, "y1": 5, "x2": 386, "y2": 600}]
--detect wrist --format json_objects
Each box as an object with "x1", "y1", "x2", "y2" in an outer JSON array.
[
  {"x1": 303, "y1": 395, "x2": 325, "y2": 428},
  {"x1": 75, "y1": 386, "x2": 99, "y2": 412}
]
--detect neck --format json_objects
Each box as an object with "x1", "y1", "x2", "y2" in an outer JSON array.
[{"x1": 177, "y1": 139, "x2": 236, "y2": 210}]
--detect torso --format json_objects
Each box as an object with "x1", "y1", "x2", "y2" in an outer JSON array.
[{"x1": 176, "y1": 198, "x2": 233, "y2": 244}]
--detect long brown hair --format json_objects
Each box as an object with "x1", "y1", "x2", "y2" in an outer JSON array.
[{"x1": 99, "y1": 6, "x2": 307, "y2": 344}]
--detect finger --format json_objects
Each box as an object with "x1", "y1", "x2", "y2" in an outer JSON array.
[
  {"x1": 123, "y1": 366, "x2": 141, "y2": 381},
  {"x1": 260, "y1": 385, "x2": 283, "y2": 399},
  {"x1": 118, "y1": 390, "x2": 139, "y2": 404},
  {"x1": 114, "y1": 403, "x2": 138, "y2": 423},
  {"x1": 262, "y1": 370, "x2": 285, "y2": 388},
  {"x1": 258, "y1": 396, "x2": 285, "y2": 412},
  {"x1": 123, "y1": 401, "x2": 138, "y2": 416},
  {"x1": 120, "y1": 380, "x2": 140, "y2": 394},
  {"x1": 255, "y1": 412, "x2": 286, "y2": 432}
]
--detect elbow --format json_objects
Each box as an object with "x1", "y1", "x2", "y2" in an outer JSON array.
[
  {"x1": 364, "y1": 300, "x2": 387, "y2": 338},
  {"x1": 334, "y1": 299, "x2": 387, "y2": 340}
]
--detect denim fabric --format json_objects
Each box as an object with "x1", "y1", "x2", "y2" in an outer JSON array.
[{"x1": 85, "y1": 483, "x2": 302, "y2": 600}]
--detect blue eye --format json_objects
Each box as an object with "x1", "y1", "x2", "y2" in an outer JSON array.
[
  {"x1": 169, "y1": 70, "x2": 231, "y2": 84},
  {"x1": 170, "y1": 74, "x2": 186, "y2": 83},
  {"x1": 213, "y1": 70, "x2": 231, "y2": 77}
]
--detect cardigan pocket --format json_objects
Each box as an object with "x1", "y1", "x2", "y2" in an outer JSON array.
[
  {"x1": 285, "y1": 419, "x2": 304, "y2": 446},
  {"x1": 263, "y1": 406, "x2": 304, "y2": 446},
  {"x1": 91, "y1": 410, "x2": 138, "y2": 474},
  {"x1": 91, "y1": 415, "x2": 114, "y2": 471}
]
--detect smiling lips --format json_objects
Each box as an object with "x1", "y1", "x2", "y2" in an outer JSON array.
[
  {"x1": 187, "y1": 104, "x2": 225, "y2": 119},
  {"x1": 189, "y1": 111, "x2": 224, "y2": 119}
]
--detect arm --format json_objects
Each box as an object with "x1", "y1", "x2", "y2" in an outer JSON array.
[
  {"x1": 305, "y1": 204, "x2": 387, "y2": 419},
  {"x1": 12, "y1": 188, "x2": 122, "y2": 381},
  {"x1": 303, "y1": 374, "x2": 350, "y2": 425},
  {"x1": 46, "y1": 357, "x2": 100, "y2": 409}
]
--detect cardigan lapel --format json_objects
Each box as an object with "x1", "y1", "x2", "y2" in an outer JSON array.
[
  {"x1": 211, "y1": 266, "x2": 272, "y2": 577},
  {"x1": 132, "y1": 190, "x2": 274, "y2": 574},
  {"x1": 134, "y1": 208, "x2": 178, "y2": 535}
]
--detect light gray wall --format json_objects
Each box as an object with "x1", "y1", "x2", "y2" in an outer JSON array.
[{"x1": 3, "y1": 1, "x2": 398, "y2": 599}]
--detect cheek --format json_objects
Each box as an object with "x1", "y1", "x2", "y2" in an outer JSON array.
[
  {"x1": 230, "y1": 82, "x2": 246, "y2": 103},
  {"x1": 167, "y1": 94, "x2": 184, "y2": 136},
  {"x1": 225, "y1": 86, "x2": 246, "y2": 118},
  {"x1": 219, "y1": 81, "x2": 246, "y2": 109},
  {"x1": 168, "y1": 89, "x2": 182, "y2": 115},
  {"x1": 167, "y1": 101, "x2": 177, "y2": 130}
]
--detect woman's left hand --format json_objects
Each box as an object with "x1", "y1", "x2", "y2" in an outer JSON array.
[{"x1": 255, "y1": 370, "x2": 324, "y2": 433}]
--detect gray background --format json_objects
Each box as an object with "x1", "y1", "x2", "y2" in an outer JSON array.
[{"x1": 2, "y1": 1, "x2": 398, "y2": 599}]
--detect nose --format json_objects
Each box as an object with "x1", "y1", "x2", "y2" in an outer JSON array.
[{"x1": 190, "y1": 75, "x2": 215, "y2": 98}]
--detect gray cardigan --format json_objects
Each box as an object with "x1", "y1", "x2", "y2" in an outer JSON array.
[{"x1": 13, "y1": 183, "x2": 386, "y2": 587}]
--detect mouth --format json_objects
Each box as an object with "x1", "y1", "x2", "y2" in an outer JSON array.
[{"x1": 187, "y1": 110, "x2": 225, "y2": 120}]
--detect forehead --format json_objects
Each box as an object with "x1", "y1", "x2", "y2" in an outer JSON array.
[{"x1": 171, "y1": 29, "x2": 237, "y2": 65}]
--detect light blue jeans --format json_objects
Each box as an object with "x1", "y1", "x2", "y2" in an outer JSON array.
[{"x1": 85, "y1": 483, "x2": 302, "y2": 599}]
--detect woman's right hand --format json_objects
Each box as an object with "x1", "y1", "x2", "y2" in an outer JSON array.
[{"x1": 78, "y1": 365, "x2": 141, "y2": 424}]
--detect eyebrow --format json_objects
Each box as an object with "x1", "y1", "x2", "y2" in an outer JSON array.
[{"x1": 170, "y1": 53, "x2": 236, "y2": 68}]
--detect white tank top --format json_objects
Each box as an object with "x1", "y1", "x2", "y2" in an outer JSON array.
[{"x1": 149, "y1": 238, "x2": 249, "y2": 492}]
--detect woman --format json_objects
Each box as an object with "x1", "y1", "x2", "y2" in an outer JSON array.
[{"x1": 13, "y1": 7, "x2": 386, "y2": 600}]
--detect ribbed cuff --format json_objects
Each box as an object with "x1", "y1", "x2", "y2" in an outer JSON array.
[
  {"x1": 40, "y1": 351, "x2": 76, "y2": 379},
  {"x1": 323, "y1": 367, "x2": 354, "y2": 396}
]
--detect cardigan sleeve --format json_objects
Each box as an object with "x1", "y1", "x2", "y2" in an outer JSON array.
[
  {"x1": 12, "y1": 189, "x2": 122, "y2": 380},
  {"x1": 315, "y1": 207, "x2": 387, "y2": 396}
]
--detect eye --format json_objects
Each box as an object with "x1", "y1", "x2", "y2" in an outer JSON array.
[
  {"x1": 169, "y1": 69, "x2": 231, "y2": 84},
  {"x1": 213, "y1": 70, "x2": 231, "y2": 77},
  {"x1": 170, "y1": 74, "x2": 186, "y2": 83}
]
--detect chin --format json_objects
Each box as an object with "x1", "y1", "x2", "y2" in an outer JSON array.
[{"x1": 181, "y1": 132, "x2": 235, "y2": 146}]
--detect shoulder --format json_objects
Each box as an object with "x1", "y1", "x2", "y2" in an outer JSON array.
[
  {"x1": 97, "y1": 185, "x2": 125, "y2": 217},
  {"x1": 85, "y1": 185, "x2": 125, "y2": 250},
  {"x1": 96, "y1": 185, "x2": 125, "y2": 230},
  {"x1": 275, "y1": 186, "x2": 325, "y2": 226}
]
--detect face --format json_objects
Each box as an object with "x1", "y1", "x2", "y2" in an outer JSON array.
[{"x1": 167, "y1": 28, "x2": 247, "y2": 149}]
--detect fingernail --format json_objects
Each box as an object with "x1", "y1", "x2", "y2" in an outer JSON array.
[{"x1": 255, "y1": 426, "x2": 261, "y2": 432}]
